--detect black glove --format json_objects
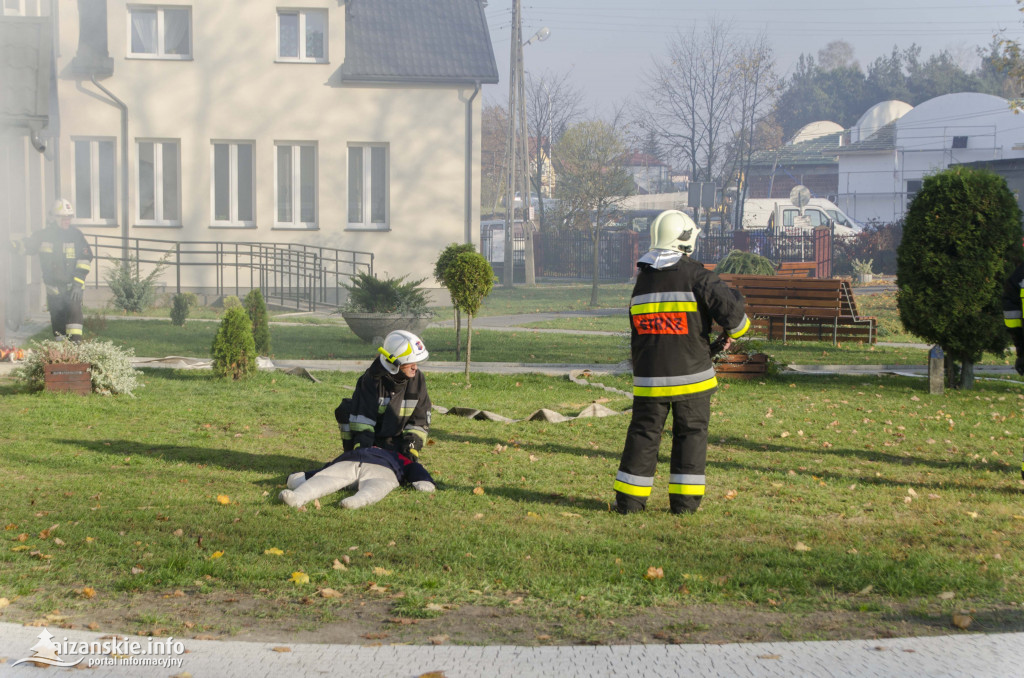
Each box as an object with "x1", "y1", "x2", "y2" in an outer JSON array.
[
  {"x1": 709, "y1": 335, "x2": 728, "y2": 356},
  {"x1": 69, "y1": 281, "x2": 84, "y2": 304},
  {"x1": 1015, "y1": 352, "x2": 1024, "y2": 376}
]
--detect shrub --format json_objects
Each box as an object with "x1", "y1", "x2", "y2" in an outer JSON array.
[
  {"x1": 897, "y1": 167, "x2": 1023, "y2": 387},
  {"x1": 341, "y1": 272, "x2": 431, "y2": 315},
  {"x1": 244, "y1": 288, "x2": 271, "y2": 355},
  {"x1": 715, "y1": 250, "x2": 776, "y2": 275},
  {"x1": 446, "y1": 251, "x2": 494, "y2": 384},
  {"x1": 105, "y1": 255, "x2": 168, "y2": 313},
  {"x1": 222, "y1": 295, "x2": 242, "y2": 310},
  {"x1": 14, "y1": 338, "x2": 142, "y2": 396},
  {"x1": 211, "y1": 306, "x2": 257, "y2": 380},
  {"x1": 170, "y1": 292, "x2": 198, "y2": 327}
]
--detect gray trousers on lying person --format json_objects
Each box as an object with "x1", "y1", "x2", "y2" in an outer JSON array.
[{"x1": 279, "y1": 462, "x2": 434, "y2": 509}]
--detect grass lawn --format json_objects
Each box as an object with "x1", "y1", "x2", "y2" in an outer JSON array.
[{"x1": 1, "y1": 368, "x2": 1023, "y2": 644}]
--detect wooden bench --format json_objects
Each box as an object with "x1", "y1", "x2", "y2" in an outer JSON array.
[
  {"x1": 718, "y1": 274, "x2": 877, "y2": 344},
  {"x1": 775, "y1": 261, "x2": 816, "y2": 278}
]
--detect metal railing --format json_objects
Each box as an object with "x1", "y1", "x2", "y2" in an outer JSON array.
[{"x1": 85, "y1": 235, "x2": 374, "y2": 311}]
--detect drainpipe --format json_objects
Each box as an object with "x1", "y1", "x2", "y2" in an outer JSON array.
[
  {"x1": 464, "y1": 80, "x2": 481, "y2": 245},
  {"x1": 90, "y1": 74, "x2": 128, "y2": 261}
]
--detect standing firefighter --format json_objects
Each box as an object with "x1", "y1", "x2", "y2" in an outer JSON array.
[
  {"x1": 1001, "y1": 261, "x2": 1024, "y2": 480},
  {"x1": 615, "y1": 210, "x2": 750, "y2": 514},
  {"x1": 10, "y1": 199, "x2": 93, "y2": 342}
]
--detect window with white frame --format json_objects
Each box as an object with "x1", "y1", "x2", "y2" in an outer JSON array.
[
  {"x1": 277, "y1": 9, "x2": 327, "y2": 62},
  {"x1": 275, "y1": 142, "x2": 317, "y2": 228},
  {"x1": 137, "y1": 139, "x2": 181, "y2": 226},
  {"x1": 2, "y1": 0, "x2": 42, "y2": 16},
  {"x1": 128, "y1": 5, "x2": 191, "y2": 59},
  {"x1": 73, "y1": 138, "x2": 117, "y2": 225},
  {"x1": 212, "y1": 141, "x2": 254, "y2": 227},
  {"x1": 347, "y1": 143, "x2": 389, "y2": 229}
]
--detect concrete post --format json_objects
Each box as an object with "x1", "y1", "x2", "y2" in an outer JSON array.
[{"x1": 928, "y1": 344, "x2": 944, "y2": 395}]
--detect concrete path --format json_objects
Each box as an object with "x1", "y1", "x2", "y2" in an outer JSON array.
[{"x1": 1, "y1": 621, "x2": 1020, "y2": 678}]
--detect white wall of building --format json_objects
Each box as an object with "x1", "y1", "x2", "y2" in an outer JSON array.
[{"x1": 54, "y1": 1, "x2": 481, "y2": 291}]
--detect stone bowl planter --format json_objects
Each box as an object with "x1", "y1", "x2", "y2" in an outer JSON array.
[
  {"x1": 853, "y1": 272, "x2": 873, "y2": 285},
  {"x1": 714, "y1": 353, "x2": 769, "y2": 380},
  {"x1": 341, "y1": 312, "x2": 433, "y2": 344}
]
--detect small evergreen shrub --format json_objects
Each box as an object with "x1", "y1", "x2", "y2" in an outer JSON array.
[
  {"x1": 341, "y1": 272, "x2": 431, "y2": 315},
  {"x1": 170, "y1": 292, "x2": 198, "y2": 327},
  {"x1": 222, "y1": 295, "x2": 242, "y2": 310},
  {"x1": 715, "y1": 250, "x2": 776, "y2": 276},
  {"x1": 244, "y1": 288, "x2": 271, "y2": 355},
  {"x1": 211, "y1": 306, "x2": 257, "y2": 380},
  {"x1": 105, "y1": 255, "x2": 168, "y2": 313},
  {"x1": 14, "y1": 338, "x2": 143, "y2": 396}
]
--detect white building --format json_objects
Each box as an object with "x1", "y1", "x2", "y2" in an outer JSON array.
[
  {"x1": 1, "y1": 0, "x2": 498, "y2": 326},
  {"x1": 837, "y1": 94, "x2": 1024, "y2": 226}
]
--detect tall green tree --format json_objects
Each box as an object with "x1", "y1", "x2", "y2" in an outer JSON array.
[
  {"x1": 445, "y1": 251, "x2": 494, "y2": 385},
  {"x1": 896, "y1": 167, "x2": 1023, "y2": 389},
  {"x1": 554, "y1": 120, "x2": 634, "y2": 307},
  {"x1": 434, "y1": 242, "x2": 476, "y2": 361}
]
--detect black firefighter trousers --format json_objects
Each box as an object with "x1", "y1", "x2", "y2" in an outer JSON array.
[{"x1": 616, "y1": 394, "x2": 711, "y2": 515}]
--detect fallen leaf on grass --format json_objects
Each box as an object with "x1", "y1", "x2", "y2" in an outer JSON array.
[
  {"x1": 79, "y1": 587, "x2": 96, "y2": 599},
  {"x1": 319, "y1": 588, "x2": 343, "y2": 599},
  {"x1": 966, "y1": 511, "x2": 979, "y2": 519},
  {"x1": 644, "y1": 566, "x2": 664, "y2": 580},
  {"x1": 209, "y1": 551, "x2": 224, "y2": 560},
  {"x1": 131, "y1": 566, "x2": 144, "y2": 574},
  {"x1": 510, "y1": 597, "x2": 524, "y2": 605},
  {"x1": 264, "y1": 548, "x2": 284, "y2": 556},
  {"x1": 361, "y1": 632, "x2": 388, "y2": 640},
  {"x1": 290, "y1": 571, "x2": 310, "y2": 585},
  {"x1": 938, "y1": 591, "x2": 955, "y2": 600},
  {"x1": 0, "y1": 597, "x2": 9, "y2": 608},
  {"x1": 216, "y1": 495, "x2": 231, "y2": 505},
  {"x1": 173, "y1": 529, "x2": 184, "y2": 537},
  {"x1": 724, "y1": 489, "x2": 738, "y2": 501},
  {"x1": 425, "y1": 603, "x2": 446, "y2": 611},
  {"x1": 87, "y1": 622, "x2": 100, "y2": 630},
  {"x1": 11, "y1": 545, "x2": 29, "y2": 552},
  {"x1": 472, "y1": 487, "x2": 485, "y2": 495},
  {"x1": 907, "y1": 488, "x2": 918, "y2": 497},
  {"x1": 271, "y1": 646, "x2": 291, "y2": 653},
  {"x1": 53, "y1": 538, "x2": 65, "y2": 546},
  {"x1": 559, "y1": 512, "x2": 582, "y2": 518},
  {"x1": 367, "y1": 583, "x2": 389, "y2": 593},
  {"x1": 388, "y1": 617, "x2": 418, "y2": 625},
  {"x1": 332, "y1": 559, "x2": 347, "y2": 570},
  {"x1": 952, "y1": 614, "x2": 972, "y2": 629},
  {"x1": 15, "y1": 533, "x2": 28, "y2": 542},
  {"x1": 429, "y1": 634, "x2": 450, "y2": 645},
  {"x1": 373, "y1": 567, "x2": 392, "y2": 576},
  {"x1": 793, "y1": 542, "x2": 812, "y2": 552}
]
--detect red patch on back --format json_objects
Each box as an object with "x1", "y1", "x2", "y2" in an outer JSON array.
[{"x1": 632, "y1": 312, "x2": 689, "y2": 335}]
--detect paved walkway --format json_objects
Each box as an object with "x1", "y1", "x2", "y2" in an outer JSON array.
[{"x1": 1, "y1": 621, "x2": 1020, "y2": 677}]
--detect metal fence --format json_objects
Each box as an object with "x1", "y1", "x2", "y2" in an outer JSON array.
[{"x1": 85, "y1": 235, "x2": 374, "y2": 311}]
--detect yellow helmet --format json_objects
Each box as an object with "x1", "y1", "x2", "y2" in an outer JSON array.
[{"x1": 649, "y1": 210, "x2": 700, "y2": 254}]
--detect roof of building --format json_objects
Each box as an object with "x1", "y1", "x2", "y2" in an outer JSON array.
[
  {"x1": 789, "y1": 121, "x2": 844, "y2": 145},
  {"x1": 836, "y1": 121, "x2": 897, "y2": 154},
  {"x1": 622, "y1": 152, "x2": 669, "y2": 167},
  {"x1": 748, "y1": 131, "x2": 843, "y2": 169},
  {"x1": 340, "y1": 0, "x2": 499, "y2": 84}
]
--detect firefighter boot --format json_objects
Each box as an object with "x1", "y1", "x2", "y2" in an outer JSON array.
[{"x1": 615, "y1": 491, "x2": 646, "y2": 514}]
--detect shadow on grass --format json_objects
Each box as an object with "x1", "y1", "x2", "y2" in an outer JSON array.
[
  {"x1": 440, "y1": 480, "x2": 609, "y2": 512},
  {"x1": 53, "y1": 438, "x2": 318, "y2": 481},
  {"x1": 434, "y1": 428, "x2": 622, "y2": 461}
]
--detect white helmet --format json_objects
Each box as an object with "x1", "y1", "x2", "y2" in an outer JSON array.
[
  {"x1": 649, "y1": 210, "x2": 700, "y2": 254},
  {"x1": 377, "y1": 330, "x2": 429, "y2": 373},
  {"x1": 52, "y1": 198, "x2": 74, "y2": 217}
]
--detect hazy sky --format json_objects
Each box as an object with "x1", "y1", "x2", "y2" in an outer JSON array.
[{"x1": 483, "y1": 0, "x2": 1024, "y2": 112}]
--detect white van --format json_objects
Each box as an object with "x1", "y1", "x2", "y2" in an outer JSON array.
[{"x1": 740, "y1": 198, "x2": 861, "y2": 235}]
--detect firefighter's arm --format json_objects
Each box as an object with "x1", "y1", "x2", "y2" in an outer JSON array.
[
  {"x1": 73, "y1": 232, "x2": 94, "y2": 284},
  {"x1": 10, "y1": 231, "x2": 41, "y2": 256},
  {"x1": 702, "y1": 272, "x2": 750, "y2": 340},
  {"x1": 401, "y1": 389, "x2": 431, "y2": 457},
  {"x1": 348, "y1": 374, "x2": 380, "y2": 449}
]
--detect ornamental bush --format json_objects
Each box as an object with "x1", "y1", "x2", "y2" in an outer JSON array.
[
  {"x1": 105, "y1": 255, "x2": 167, "y2": 313},
  {"x1": 14, "y1": 338, "x2": 142, "y2": 396},
  {"x1": 341, "y1": 271, "x2": 431, "y2": 315},
  {"x1": 896, "y1": 166, "x2": 1023, "y2": 387},
  {"x1": 170, "y1": 292, "x2": 198, "y2": 327},
  {"x1": 715, "y1": 250, "x2": 776, "y2": 276},
  {"x1": 211, "y1": 306, "x2": 257, "y2": 380},
  {"x1": 244, "y1": 288, "x2": 271, "y2": 355}
]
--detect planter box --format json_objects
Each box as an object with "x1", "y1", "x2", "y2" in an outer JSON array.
[
  {"x1": 44, "y1": 363, "x2": 92, "y2": 394},
  {"x1": 341, "y1": 312, "x2": 433, "y2": 344},
  {"x1": 714, "y1": 353, "x2": 768, "y2": 380}
]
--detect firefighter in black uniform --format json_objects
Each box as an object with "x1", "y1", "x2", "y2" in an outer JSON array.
[
  {"x1": 615, "y1": 210, "x2": 750, "y2": 514},
  {"x1": 1001, "y1": 261, "x2": 1024, "y2": 480},
  {"x1": 11, "y1": 198, "x2": 93, "y2": 342},
  {"x1": 279, "y1": 330, "x2": 436, "y2": 509}
]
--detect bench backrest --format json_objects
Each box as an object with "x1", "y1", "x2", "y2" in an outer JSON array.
[
  {"x1": 719, "y1": 274, "x2": 849, "y2": 319},
  {"x1": 775, "y1": 261, "x2": 816, "y2": 278}
]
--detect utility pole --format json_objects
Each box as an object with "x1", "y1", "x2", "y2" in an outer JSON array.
[{"x1": 501, "y1": 0, "x2": 521, "y2": 289}]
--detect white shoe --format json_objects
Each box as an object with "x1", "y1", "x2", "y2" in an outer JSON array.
[
  {"x1": 286, "y1": 472, "x2": 307, "y2": 490},
  {"x1": 278, "y1": 489, "x2": 302, "y2": 507}
]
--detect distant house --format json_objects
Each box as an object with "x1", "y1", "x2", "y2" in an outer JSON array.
[
  {"x1": 745, "y1": 121, "x2": 844, "y2": 202},
  {"x1": 3, "y1": 0, "x2": 498, "y2": 317},
  {"x1": 621, "y1": 152, "x2": 671, "y2": 195},
  {"x1": 837, "y1": 94, "x2": 1024, "y2": 225}
]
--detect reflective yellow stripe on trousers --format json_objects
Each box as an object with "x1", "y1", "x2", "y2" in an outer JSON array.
[{"x1": 614, "y1": 470, "x2": 654, "y2": 497}]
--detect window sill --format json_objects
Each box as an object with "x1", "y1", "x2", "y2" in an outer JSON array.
[
  {"x1": 345, "y1": 225, "x2": 390, "y2": 233},
  {"x1": 133, "y1": 223, "x2": 183, "y2": 229},
  {"x1": 209, "y1": 224, "x2": 257, "y2": 230},
  {"x1": 126, "y1": 55, "x2": 193, "y2": 61},
  {"x1": 73, "y1": 221, "x2": 118, "y2": 228},
  {"x1": 274, "y1": 58, "x2": 329, "y2": 65},
  {"x1": 271, "y1": 225, "x2": 319, "y2": 231}
]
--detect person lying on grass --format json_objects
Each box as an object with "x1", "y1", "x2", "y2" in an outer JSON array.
[{"x1": 280, "y1": 330, "x2": 436, "y2": 509}]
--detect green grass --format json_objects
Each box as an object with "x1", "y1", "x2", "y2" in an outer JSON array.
[{"x1": 1, "y1": 369, "x2": 1022, "y2": 641}]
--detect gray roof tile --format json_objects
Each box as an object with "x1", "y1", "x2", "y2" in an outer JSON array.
[
  {"x1": 749, "y1": 132, "x2": 842, "y2": 168},
  {"x1": 341, "y1": 0, "x2": 499, "y2": 84}
]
